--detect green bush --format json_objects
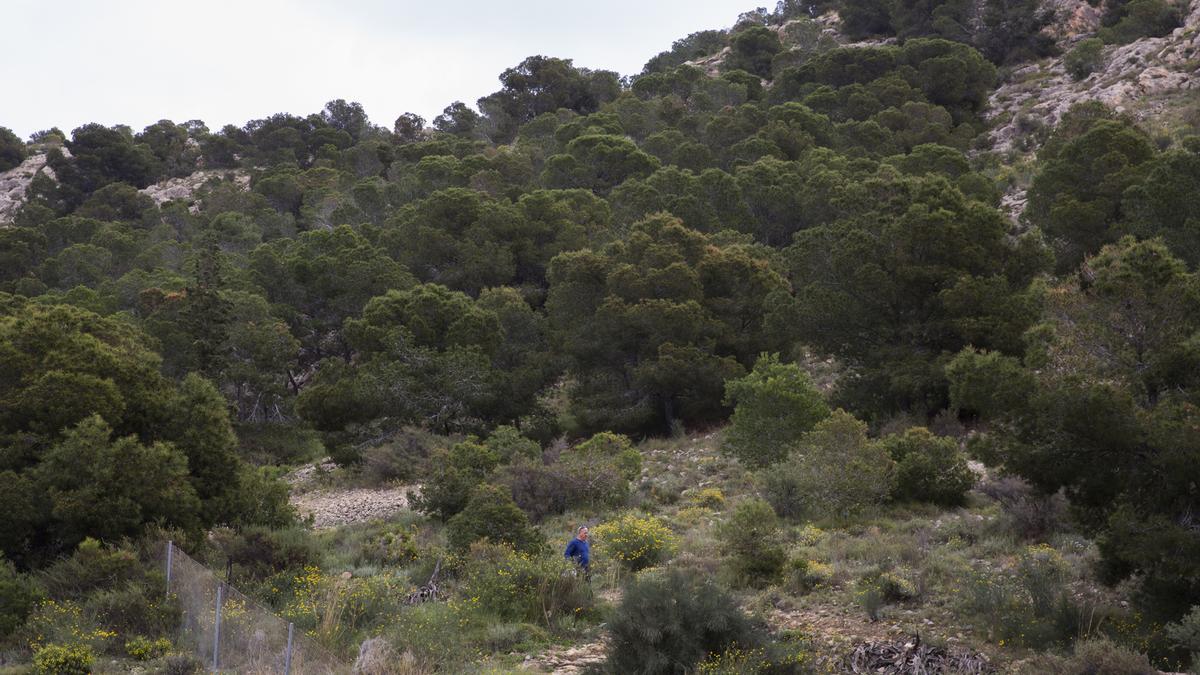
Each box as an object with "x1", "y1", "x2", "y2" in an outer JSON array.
[
  {"x1": 759, "y1": 410, "x2": 895, "y2": 519},
  {"x1": 39, "y1": 538, "x2": 142, "y2": 601},
  {"x1": 1, "y1": 557, "x2": 41, "y2": 637},
  {"x1": 484, "y1": 425, "x2": 541, "y2": 463},
  {"x1": 607, "y1": 569, "x2": 764, "y2": 674},
  {"x1": 84, "y1": 581, "x2": 179, "y2": 638},
  {"x1": 446, "y1": 483, "x2": 543, "y2": 553},
  {"x1": 208, "y1": 525, "x2": 319, "y2": 583},
  {"x1": 359, "y1": 428, "x2": 441, "y2": 485},
  {"x1": 1063, "y1": 639, "x2": 1156, "y2": 675},
  {"x1": 32, "y1": 644, "x2": 94, "y2": 675},
  {"x1": 499, "y1": 454, "x2": 630, "y2": 522},
  {"x1": 156, "y1": 652, "x2": 204, "y2": 674},
  {"x1": 723, "y1": 353, "x2": 830, "y2": 468},
  {"x1": 460, "y1": 542, "x2": 592, "y2": 626},
  {"x1": 1063, "y1": 38, "x2": 1104, "y2": 80},
  {"x1": 592, "y1": 513, "x2": 677, "y2": 572},
  {"x1": 1165, "y1": 605, "x2": 1200, "y2": 665},
  {"x1": 718, "y1": 499, "x2": 786, "y2": 588},
  {"x1": 412, "y1": 439, "x2": 500, "y2": 521},
  {"x1": 125, "y1": 635, "x2": 171, "y2": 660},
  {"x1": 961, "y1": 544, "x2": 1079, "y2": 649},
  {"x1": 570, "y1": 431, "x2": 642, "y2": 481},
  {"x1": 878, "y1": 427, "x2": 975, "y2": 506},
  {"x1": 1099, "y1": 0, "x2": 1182, "y2": 44}
]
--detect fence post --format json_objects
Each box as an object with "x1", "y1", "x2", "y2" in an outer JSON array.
[
  {"x1": 165, "y1": 541, "x2": 174, "y2": 594},
  {"x1": 284, "y1": 622, "x2": 294, "y2": 675},
  {"x1": 212, "y1": 583, "x2": 224, "y2": 673}
]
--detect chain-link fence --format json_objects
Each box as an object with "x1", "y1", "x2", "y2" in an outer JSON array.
[{"x1": 164, "y1": 541, "x2": 348, "y2": 674}]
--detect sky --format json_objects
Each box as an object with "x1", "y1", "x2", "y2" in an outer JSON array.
[{"x1": 2, "y1": 0, "x2": 755, "y2": 140}]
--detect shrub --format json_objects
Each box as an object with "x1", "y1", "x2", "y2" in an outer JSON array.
[
  {"x1": 1099, "y1": 0, "x2": 1182, "y2": 44},
  {"x1": 1, "y1": 557, "x2": 41, "y2": 637},
  {"x1": 698, "y1": 642, "x2": 813, "y2": 674},
  {"x1": 878, "y1": 427, "x2": 974, "y2": 506},
  {"x1": 1063, "y1": 639, "x2": 1156, "y2": 674},
  {"x1": 499, "y1": 454, "x2": 630, "y2": 522},
  {"x1": 759, "y1": 410, "x2": 895, "y2": 519},
  {"x1": 783, "y1": 558, "x2": 831, "y2": 595},
  {"x1": 32, "y1": 644, "x2": 94, "y2": 675},
  {"x1": 961, "y1": 544, "x2": 1078, "y2": 649},
  {"x1": 84, "y1": 581, "x2": 179, "y2": 638},
  {"x1": 208, "y1": 525, "x2": 319, "y2": 583},
  {"x1": 125, "y1": 635, "x2": 171, "y2": 660},
  {"x1": 570, "y1": 431, "x2": 642, "y2": 481},
  {"x1": 156, "y1": 653, "x2": 204, "y2": 675},
  {"x1": 412, "y1": 439, "x2": 499, "y2": 520},
  {"x1": 460, "y1": 542, "x2": 592, "y2": 626},
  {"x1": 690, "y1": 487, "x2": 726, "y2": 509},
  {"x1": 484, "y1": 425, "x2": 541, "y2": 463},
  {"x1": 723, "y1": 354, "x2": 830, "y2": 468},
  {"x1": 606, "y1": 570, "x2": 764, "y2": 674},
  {"x1": 593, "y1": 513, "x2": 677, "y2": 572},
  {"x1": 446, "y1": 484, "x2": 543, "y2": 553},
  {"x1": 1063, "y1": 38, "x2": 1104, "y2": 80},
  {"x1": 856, "y1": 568, "x2": 916, "y2": 621},
  {"x1": 360, "y1": 428, "x2": 441, "y2": 485},
  {"x1": 1164, "y1": 605, "x2": 1200, "y2": 664},
  {"x1": 718, "y1": 499, "x2": 786, "y2": 588},
  {"x1": 977, "y1": 475, "x2": 1067, "y2": 540},
  {"x1": 235, "y1": 423, "x2": 325, "y2": 466},
  {"x1": 39, "y1": 538, "x2": 141, "y2": 600},
  {"x1": 360, "y1": 524, "x2": 421, "y2": 567}
]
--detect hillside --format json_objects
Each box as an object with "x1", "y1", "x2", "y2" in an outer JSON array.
[{"x1": 2, "y1": 1, "x2": 1200, "y2": 673}]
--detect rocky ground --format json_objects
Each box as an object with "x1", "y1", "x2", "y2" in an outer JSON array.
[{"x1": 286, "y1": 459, "x2": 418, "y2": 528}]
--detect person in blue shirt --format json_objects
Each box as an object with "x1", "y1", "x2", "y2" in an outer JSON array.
[{"x1": 564, "y1": 525, "x2": 590, "y2": 580}]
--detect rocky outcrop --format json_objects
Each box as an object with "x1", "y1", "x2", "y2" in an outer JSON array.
[
  {"x1": 989, "y1": 0, "x2": 1200, "y2": 156},
  {"x1": 0, "y1": 151, "x2": 61, "y2": 224},
  {"x1": 139, "y1": 169, "x2": 250, "y2": 211}
]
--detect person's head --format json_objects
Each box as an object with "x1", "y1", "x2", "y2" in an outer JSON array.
[{"x1": 577, "y1": 525, "x2": 588, "y2": 541}]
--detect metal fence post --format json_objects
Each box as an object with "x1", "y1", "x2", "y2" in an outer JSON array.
[
  {"x1": 165, "y1": 541, "x2": 174, "y2": 594},
  {"x1": 284, "y1": 622, "x2": 294, "y2": 675},
  {"x1": 212, "y1": 583, "x2": 224, "y2": 673}
]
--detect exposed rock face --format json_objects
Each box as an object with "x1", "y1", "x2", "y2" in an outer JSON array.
[
  {"x1": 138, "y1": 169, "x2": 250, "y2": 210},
  {"x1": 989, "y1": 0, "x2": 1200, "y2": 156},
  {"x1": 0, "y1": 152, "x2": 57, "y2": 224},
  {"x1": 1042, "y1": 0, "x2": 1103, "y2": 39}
]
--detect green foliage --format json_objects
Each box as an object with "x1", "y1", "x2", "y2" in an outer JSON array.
[
  {"x1": 0, "y1": 126, "x2": 27, "y2": 172},
  {"x1": 446, "y1": 483, "x2": 543, "y2": 553},
  {"x1": 1061, "y1": 639, "x2": 1157, "y2": 675},
  {"x1": 460, "y1": 542, "x2": 592, "y2": 626},
  {"x1": 477, "y1": 56, "x2": 621, "y2": 143},
  {"x1": 718, "y1": 499, "x2": 786, "y2": 588},
  {"x1": 1164, "y1": 605, "x2": 1200, "y2": 664},
  {"x1": 642, "y1": 30, "x2": 728, "y2": 75},
  {"x1": 878, "y1": 427, "x2": 975, "y2": 506},
  {"x1": 483, "y1": 425, "x2": 541, "y2": 463},
  {"x1": 548, "y1": 214, "x2": 787, "y2": 435},
  {"x1": 1064, "y1": 38, "x2": 1105, "y2": 80},
  {"x1": 570, "y1": 431, "x2": 642, "y2": 481},
  {"x1": 0, "y1": 556, "x2": 40, "y2": 637},
  {"x1": 759, "y1": 410, "x2": 896, "y2": 519},
  {"x1": 1026, "y1": 108, "x2": 1156, "y2": 272},
  {"x1": 606, "y1": 569, "x2": 763, "y2": 674},
  {"x1": 413, "y1": 439, "x2": 500, "y2": 520},
  {"x1": 725, "y1": 26, "x2": 784, "y2": 79},
  {"x1": 124, "y1": 635, "x2": 172, "y2": 660},
  {"x1": 950, "y1": 237, "x2": 1200, "y2": 618},
  {"x1": 723, "y1": 353, "x2": 830, "y2": 468},
  {"x1": 961, "y1": 544, "x2": 1080, "y2": 649},
  {"x1": 32, "y1": 643, "x2": 94, "y2": 675},
  {"x1": 500, "y1": 454, "x2": 631, "y2": 522},
  {"x1": 592, "y1": 513, "x2": 677, "y2": 572},
  {"x1": 1099, "y1": 0, "x2": 1182, "y2": 44}
]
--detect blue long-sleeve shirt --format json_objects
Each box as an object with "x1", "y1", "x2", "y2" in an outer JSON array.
[{"x1": 564, "y1": 537, "x2": 590, "y2": 568}]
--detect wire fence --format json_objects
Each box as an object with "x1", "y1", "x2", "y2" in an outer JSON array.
[{"x1": 164, "y1": 541, "x2": 348, "y2": 674}]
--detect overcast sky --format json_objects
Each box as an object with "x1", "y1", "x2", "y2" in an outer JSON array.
[{"x1": 2, "y1": 0, "x2": 754, "y2": 140}]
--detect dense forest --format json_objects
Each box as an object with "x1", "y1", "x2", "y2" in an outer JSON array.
[{"x1": 2, "y1": 0, "x2": 1199, "y2": 673}]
